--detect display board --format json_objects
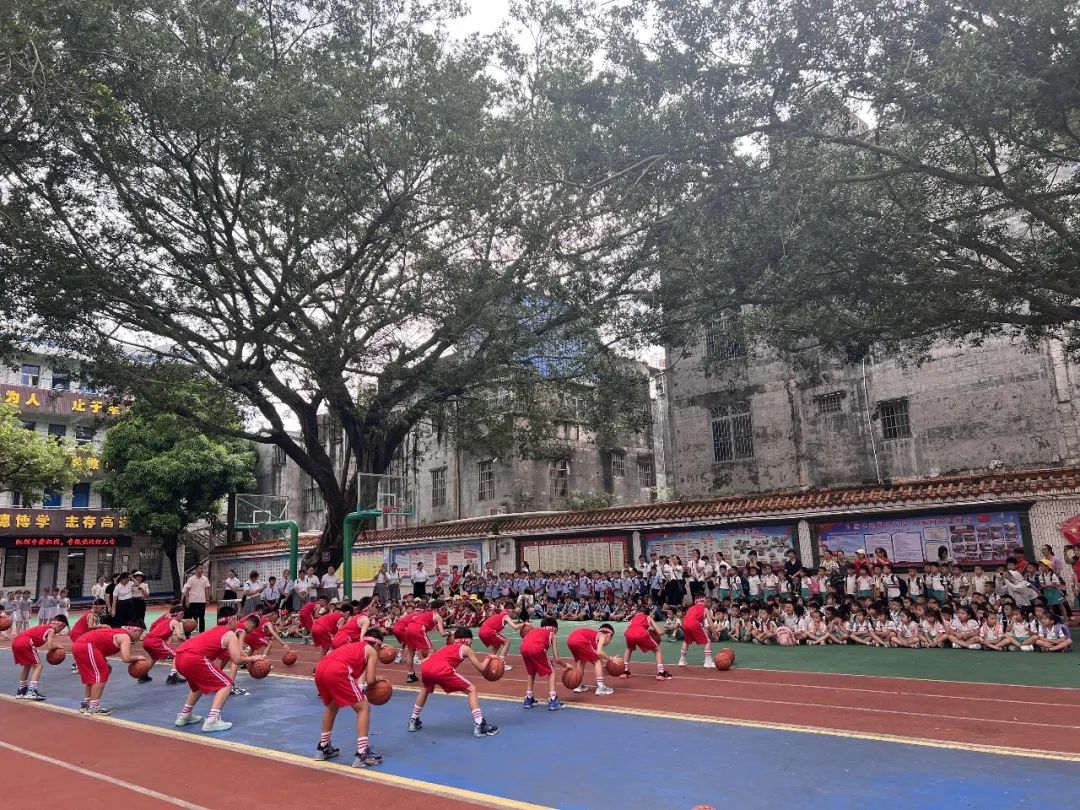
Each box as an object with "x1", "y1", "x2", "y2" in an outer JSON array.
[
  {"x1": 336, "y1": 549, "x2": 387, "y2": 584},
  {"x1": 391, "y1": 542, "x2": 482, "y2": 575},
  {"x1": 643, "y1": 525, "x2": 795, "y2": 567},
  {"x1": 815, "y1": 510, "x2": 1025, "y2": 566},
  {"x1": 518, "y1": 536, "x2": 629, "y2": 573}
]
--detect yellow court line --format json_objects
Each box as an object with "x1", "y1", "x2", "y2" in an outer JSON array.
[
  {"x1": 273, "y1": 672, "x2": 1080, "y2": 765},
  {"x1": 0, "y1": 696, "x2": 552, "y2": 810}
]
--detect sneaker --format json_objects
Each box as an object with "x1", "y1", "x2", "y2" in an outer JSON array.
[
  {"x1": 573, "y1": 684, "x2": 589, "y2": 693},
  {"x1": 412, "y1": 654, "x2": 421, "y2": 666},
  {"x1": 230, "y1": 686, "x2": 249, "y2": 696},
  {"x1": 71, "y1": 663, "x2": 79, "y2": 674},
  {"x1": 166, "y1": 673, "x2": 186, "y2": 685},
  {"x1": 137, "y1": 675, "x2": 153, "y2": 684},
  {"x1": 595, "y1": 685, "x2": 614, "y2": 696},
  {"x1": 393, "y1": 654, "x2": 403, "y2": 664},
  {"x1": 968, "y1": 644, "x2": 982, "y2": 651},
  {"x1": 656, "y1": 670, "x2": 672, "y2": 680},
  {"x1": 523, "y1": 695, "x2": 536, "y2": 709},
  {"x1": 473, "y1": 720, "x2": 499, "y2": 737},
  {"x1": 703, "y1": 658, "x2": 717, "y2": 669},
  {"x1": 352, "y1": 748, "x2": 382, "y2": 768},
  {"x1": 502, "y1": 663, "x2": 512, "y2": 671},
  {"x1": 89, "y1": 706, "x2": 112, "y2": 716},
  {"x1": 314, "y1": 743, "x2": 340, "y2": 761},
  {"x1": 405, "y1": 673, "x2": 418, "y2": 684},
  {"x1": 175, "y1": 713, "x2": 203, "y2": 727},
  {"x1": 677, "y1": 657, "x2": 687, "y2": 667},
  {"x1": 547, "y1": 698, "x2": 564, "y2": 711},
  {"x1": 25, "y1": 688, "x2": 45, "y2": 701},
  {"x1": 1020, "y1": 644, "x2": 1034, "y2": 651},
  {"x1": 201, "y1": 718, "x2": 233, "y2": 733},
  {"x1": 80, "y1": 699, "x2": 90, "y2": 714},
  {"x1": 15, "y1": 686, "x2": 27, "y2": 699},
  {"x1": 408, "y1": 717, "x2": 423, "y2": 732}
]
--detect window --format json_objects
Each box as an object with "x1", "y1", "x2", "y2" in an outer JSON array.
[
  {"x1": 10, "y1": 491, "x2": 22, "y2": 507},
  {"x1": 42, "y1": 487, "x2": 62, "y2": 508},
  {"x1": 50, "y1": 368, "x2": 71, "y2": 390},
  {"x1": 814, "y1": 392, "x2": 844, "y2": 415},
  {"x1": 96, "y1": 550, "x2": 116, "y2": 582},
  {"x1": 303, "y1": 485, "x2": 324, "y2": 514},
  {"x1": 21, "y1": 421, "x2": 36, "y2": 432},
  {"x1": 138, "y1": 546, "x2": 163, "y2": 580},
  {"x1": 431, "y1": 468, "x2": 447, "y2": 508},
  {"x1": 48, "y1": 424, "x2": 67, "y2": 441},
  {"x1": 564, "y1": 394, "x2": 587, "y2": 422},
  {"x1": 270, "y1": 465, "x2": 283, "y2": 496},
  {"x1": 610, "y1": 451, "x2": 626, "y2": 478},
  {"x1": 637, "y1": 458, "x2": 655, "y2": 488},
  {"x1": 478, "y1": 460, "x2": 495, "y2": 501},
  {"x1": 557, "y1": 421, "x2": 579, "y2": 441},
  {"x1": 704, "y1": 315, "x2": 746, "y2": 361},
  {"x1": 879, "y1": 398, "x2": 911, "y2": 440},
  {"x1": 20, "y1": 364, "x2": 40, "y2": 386},
  {"x1": 3, "y1": 549, "x2": 27, "y2": 587},
  {"x1": 75, "y1": 427, "x2": 95, "y2": 446},
  {"x1": 548, "y1": 460, "x2": 569, "y2": 498},
  {"x1": 711, "y1": 401, "x2": 754, "y2": 462},
  {"x1": 72, "y1": 482, "x2": 91, "y2": 508}
]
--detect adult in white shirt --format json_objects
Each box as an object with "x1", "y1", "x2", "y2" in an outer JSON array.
[
  {"x1": 412, "y1": 562, "x2": 430, "y2": 598},
  {"x1": 111, "y1": 572, "x2": 135, "y2": 626},
  {"x1": 261, "y1": 577, "x2": 283, "y2": 607},
  {"x1": 130, "y1": 571, "x2": 150, "y2": 624},
  {"x1": 91, "y1": 575, "x2": 108, "y2": 602},
  {"x1": 241, "y1": 571, "x2": 263, "y2": 614},
  {"x1": 387, "y1": 563, "x2": 402, "y2": 602},
  {"x1": 374, "y1": 564, "x2": 390, "y2": 604},
  {"x1": 319, "y1": 566, "x2": 341, "y2": 600},
  {"x1": 279, "y1": 568, "x2": 295, "y2": 610},
  {"x1": 222, "y1": 569, "x2": 242, "y2": 602},
  {"x1": 181, "y1": 563, "x2": 211, "y2": 633}
]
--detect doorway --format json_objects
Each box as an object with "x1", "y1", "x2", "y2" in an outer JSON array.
[
  {"x1": 66, "y1": 550, "x2": 86, "y2": 598},
  {"x1": 36, "y1": 550, "x2": 59, "y2": 594}
]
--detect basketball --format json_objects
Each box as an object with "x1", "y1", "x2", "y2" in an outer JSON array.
[
  {"x1": 483, "y1": 655, "x2": 504, "y2": 682},
  {"x1": 714, "y1": 654, "x2": 732, "y2": 671},
  {"x1": 605, "y1": 656, "x2": 625, "y2": 677},
  {"x1": 182, "y1": 619, "x2": 197, "y2": 633},
  {"x1": 519, "y1": 622, "x2": 533, "y2": 638},
  {"x1": 366, "y1": 678, "x2": 393, "y2": 705},
  {"x1": 378, "y1": 645, "x2": 397, "y2": 664},
  {"x1": 248, "y1": 658, "x2": 272, "y2": 679},
  {"x1": 0, "y1": 614, "x2": 12, "y2": 631},
  {"x1": 561, "y1": 664, "x2": 583, "y2": 690},
  {"x1": 46, "y1": 647, "x2": 66, "y2": 665},
  {"x1": 720, "y1": 646, "x2": 735, "y2": 663},
  {"x1": 128, "y1": 659, "x2": 152, "y2": 679},
  {"x1": 282, "y1": 651, "x2": 298, "y2": 666}
]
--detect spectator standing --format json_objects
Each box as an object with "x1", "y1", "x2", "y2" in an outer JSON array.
[
  {"x1": 319, "y1": 565, "x2": 341, "y2": 600},
  {"x1": 387, "y1": 563, "x2": 402, "y2": 602},
  {"x1": 130, "y1": 571, "x2": 150, "y2": 625},
  {"x1": 241, "y1": 571, "x2": 263, "y2": 614},
  {"x1": 412, "y1": 562, "x2": 430, "y2": 598},
  {"x1": 181, "y1": 564, "x2": 211, "y2": 633}
]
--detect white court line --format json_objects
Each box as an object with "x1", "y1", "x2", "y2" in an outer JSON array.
[{"x1": 0, "y1": 739, "x2": 210, "y2": 810}]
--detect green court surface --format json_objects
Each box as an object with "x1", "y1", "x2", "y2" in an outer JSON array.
[{"x1": 115, "y1": 609, "x2": 1077, "y2": 688}]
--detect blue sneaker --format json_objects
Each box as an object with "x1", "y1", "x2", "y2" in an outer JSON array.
[
  {"x1": 547, "y1": 698, "x2": 564, "y2": 711},
  {"x1": 523, "y1": 695, "x2": 536, "y2": 709}
]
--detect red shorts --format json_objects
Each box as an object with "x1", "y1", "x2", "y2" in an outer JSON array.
[
  {"x1": 391, "y1": 626, "x2": 408, "y2": 645},
  {"x1": 314, "y1": 662, "x2": 367, "y2": 708},
  {"x1": 330, "y1": 630, "x2": 353, "y2": 650},
  {"x1": 568, "y1": 639, "x2": 599, "y2": 664},
  {"x1": 311, "y1": 628, "x2": 334, "y2": 650},
  {"x1": 72, "y1": 643, "x2": 111, "y2": 685},
  {"x1": 174, "y1": 652, "x2": 234, "y2": 695},
  {"x1": 142, "y1": 637, "x2": 176, "y2": 661},
  {"x1": 682, "y1": 620, "x2": 708, "y2": 646},
  {"x1": 624, "y1": 629, "x2": 658, "y2": 653},
  {"x1": 11, "y1": 639, "x2": 40, "y2": 667},
  {"x1": 404, "y1": 627, "x2": 432, "y2": 652},
  {"x1": 521, "y1": 647, "x2": 552, "y2": 677},
  {"x1": 479, "y1": 628, "x2": 507, "y2": 650},
  {"x1": 421, "y1": 669, "x2": 472, "y2": 695}
]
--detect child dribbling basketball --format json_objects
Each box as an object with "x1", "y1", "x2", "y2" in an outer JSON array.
[
  {"x1": 566, "y1": 623, "x2": 616, "y2": 695},
  {"x1": 314, "y1": 628, "x2": 386, "y2": 767},
  {"x1": 407, "y1": 627, "x2": 499, "y2": 738},
  {"x1": 520, "y1": 617, "x2": 568, "y2": 711}
]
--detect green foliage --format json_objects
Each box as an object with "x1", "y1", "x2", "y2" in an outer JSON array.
[
  {"x1": 561, "y1": 490, "x2": 617, "y2": 511},
  {"x1": 0, "y1": 403, "x2": 80, "y2": 502}
]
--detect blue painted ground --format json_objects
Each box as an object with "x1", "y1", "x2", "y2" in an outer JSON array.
[{"x1": 2, "y1": 656, "x2": 1078, "y2": 809}]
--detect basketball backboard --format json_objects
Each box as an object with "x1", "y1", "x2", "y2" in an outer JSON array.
[
  {"x1": 234, "y1": 493, "x2": 289, "y2": 528},
  {"x1": 357, "y1": 473, "x2": 413, "y2": 529}
]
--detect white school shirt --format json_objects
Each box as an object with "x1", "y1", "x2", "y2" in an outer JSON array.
[
  {"x1": 880, "y1": 574, "x2": 901, "y2": 599},
  {"x1": 970, "y1": 574, "x2": 990, "y2": 595},
  {"x1": 746, "y1": 575, "x2": 761, "y2": 596},
  {"x1": 762, "y1": 572, "x2": 779, "y2": 590},
  {"x1": 856, "y1": 574, "x2": 872, "y2": 592},
  {"x1": 979, "y1": 622, "x2": 1004, "y2": 642},
  {"x1": 224, "y1": 576, "x2": 242, "y2": 593},
  {"x1": 906, "y1": 574, "x2": 922, "y2": 597},
  {"x1": 1037, "y1": 623, "x2": 1067, "y2": 640},
  {"x1": 844, "y1": 573, "x2": 857, "y2": 594}
]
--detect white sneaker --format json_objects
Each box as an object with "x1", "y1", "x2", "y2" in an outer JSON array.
[
  {"x1": 202, "y1": 718, "x2": 232, "y2": 733},
  {"x1": 573, "y1": 684, "x2": 589, "y2": 693},
  {"x1": 677, "y1": 657, "x2": 687, "y2": 667},
  {"x1": 968, "y1": 644, "x2": 982, "y2": 651},
  {"x1": 175, "y1": 713, "x2": 203, "y2": 727},
  {"x1": 412, "y1": 654, "x2": 421, "y2": 665},
  {"x1": 595, "y1": 685, "x2": 614, "y2": 696},
  {"x1": 704, "y1": 658, "x2": 717, "y2": 669},
  {"x1": 393, "y1": 654, "x2": 403, "y2": 664},
  {"x1": 502, "y1": 663, "x2": 512, "y2": 671},
  {"x1": 1020, "y1": 644, "x2": 1034, "y2": 651}
]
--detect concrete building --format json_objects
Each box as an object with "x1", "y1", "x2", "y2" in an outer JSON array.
[
  {"x1": 0, "y1": 353, "x2": 178, "y2": 597},
  {"x1": 665, "y1": 326, "x2": 1080, "y2": 499}
]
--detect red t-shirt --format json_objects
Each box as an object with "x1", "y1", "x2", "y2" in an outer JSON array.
[
  {"x1": 423, "y1": 642, "x2": 467, "y2": 677},
  {"x1": 409, "y1": 610, "x2": 436, "y2": 633},
  {"x1": 69, "y1": 612, "x2": 93, "y2": 638},
  {"x1": 313, "y1": 611, "x2": 345, "y2": 636},
  {"x1": 77, "y1": 627, "x2": 124, "y2": 656},
  {"x1": 520, "y1": 626, "x2": 556, "y2": 654},
  {"x1": 685, "y1": 604, "x2": 706, "y2": 624},
  {"x1": 147, "y1": 613, "x2": 177, "y2": 642},
  {"x1": 628, "y1": 613, "x2": 649, "y2": 632},
  {"x1": 242, "y1": 615, "x2": 269, "y2": 647},
  {"x1": 568, "y1": 627, "x2": 598, "y2": 649},
  {"x1": 299, "y1": 602, "x2": 320, "y2": 629},
  {"x1": 337, "y1": 616, "x2": 367, "y2": 644},
  {"x1": 17, "y1": 625, "x2": 52, "y2": 648},
  {"x1": 321, "y1": 640, "x2": 371, "y2": 673},
  {"x1": 177, "y1": 625, "x2": 233, "y2": 658},
  {"x1": 480, "y1": 610, "x2": 509, "y2": 636}
]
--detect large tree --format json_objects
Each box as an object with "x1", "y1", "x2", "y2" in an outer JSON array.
[
  {"x1": 2, "y1": 0, "x2": 666, "y2": 564},
  {"x1": 0, "y1": 403, "x2": 81, "y2": 502},
  {"x1": 96, "y1": 404, "x2": 256, "y2": 596}
]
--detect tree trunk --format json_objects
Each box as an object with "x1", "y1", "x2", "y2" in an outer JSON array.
[
  {"x1": 162, "y1": 533, "x2": 182, "y2": 599},
  {"x1": 307, "y1": 493, "x2": 348, "y2": 571}
]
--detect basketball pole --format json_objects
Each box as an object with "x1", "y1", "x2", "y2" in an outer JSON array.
[{"x1": 342, "y1": 509, "x2": 384, "y2": 600}]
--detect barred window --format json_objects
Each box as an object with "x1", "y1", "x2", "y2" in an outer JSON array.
[
  {"x1": 637, "y1": 458, "x2": 655, "y2": 488},
  {"x1": 711, "y1": 401, "x2": 754, "y2": 461},
  {"x1": 611, "y1": 451, "x2": 626, "y2": 478},
  {"x1": 814, "y1": 391, "x2": 844, "y2": 414},
  {"x1": 549, "y1": 460, "x2": 569, "y2": 498},
  {"x1": 878, "y1": 398, "x2": 911, "y2": 440},
  {"x1": 303, "y1": 485, "x2": 324, "y2": 514},
  {"x1": 478, "y1": 460, "x2": 495, "y2": 501},
  {"x1": 431, "y1": 467, "x2": 447, "y2": 508},
  {"x1": 704, "y1": 315, "x2": 746, "y2": 361}
]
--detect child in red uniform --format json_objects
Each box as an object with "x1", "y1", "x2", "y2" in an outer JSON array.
[
  {"x1": 173, "y1": 606, "x2": 264, "y2": 733},
  {"x1": 678, "y1": 597, "x2": 716, "y2": 668},
  {"x1": 311, "y1": 606, "x2": 347, "y2": 657},
  {"x1": 12, "y1": 616, "x2": 68, "y2": 701},
  {"x1": 73, "y1": 624, "x2": 147, "y2": 715},
  {"x1": 478, "y1": 600, "x2": 523, "y2": 671},
  {"x1": 521, "y1": 617, "x2": 568, "y2": 711},
  {"x1": 225, "y1": 609, "x2": 292, "y2": 695},
  {"x1": 140, "y1": 604, "x2": 186, "y2": 685},
  {"x1": 407, "y1": 627, "x2": 499, "y2": 737},
  {"x1": 299, "y1": 597, "x2": 328, "y2": 644},
  {"x1": 314, "y1": 628, "x2": 385, "y2": 767},
  {"x1": 332, "y1": 598, "x2": 374, "y2": 649},
  {"x1": 567, "y1": 624, "x2": 617, "y2": 695},
  {"x1": 391, "y1": 607, "x2": 419, "y2": 664},
  {"x1": 68, "y1": 599, "x2": 107, "y2": 673},
  {"x1": 404, "y1": 601, "x2": 448, "y2": 684},
  {"x1": 622, "y1": 605, "x2": 672, "y2": 680}
]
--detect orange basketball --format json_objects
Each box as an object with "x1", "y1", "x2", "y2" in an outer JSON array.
[
  {"x1": 519, "y1": 622, "x2": 533, "y2": 638},
  {"x1": 282, "y1": 651, "x2": 298, "y2": 666},
  {"x1": 182, "y1": 619, "x2": 197, "y2": 633},
  {"x1": 483, "y1": 655, "x2": 504, "y2": 682},
  {"x1": 720, "y1": 646, "x2": 735, "y2": 663},
  {"x1": 561, "y1": 665, "x2": 583, "y2": 690},
  {"x1": 366, "y1": 678, "x2": 393, "y2": 705},
  {"x1": 127, "y1": 659, "x2": 151, "y2": 678},
  {"x1": 605, "y1": 656, "x2": 625, "y2": 678},
  {"x1": 248, "y1": 658, "x2": 272, "y2": 679},
  {"x1": 46, "y1": 647, "x2": 66, "y2": 665},
  {"x1": 714, "y1": 655, "x2": 732, "y2": 671},
  {"x1": 0, "y1": 614, "x2": 12, "y2": 631},
  {"x1": 378, "y1": 645, "x2": 397, "y2": 664}
]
